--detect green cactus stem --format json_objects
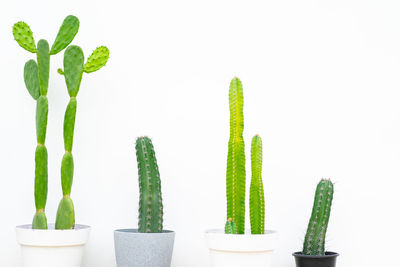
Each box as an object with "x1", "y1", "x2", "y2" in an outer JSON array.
[
  {"x1": 14, "y1": 16, "x2": 80, "y2": 230},
  {"x1": 56, "y1": 44, "x2": 109, "y2": 229},
  {"x1": 250, "y1": 135, "x2": 265, "y2": 234},
  {"x1": 226, "y1": 77, "x2": 246, "y2": 234},
  {"x1": 302, "y1": 179, "x2": 334, "y2": 256},
  {"x1": 135, "y1": 137, "x2": 163, "y2": 233},
  {"x1": 225, "y1": 218, "x2": 238, "y2": 234}
]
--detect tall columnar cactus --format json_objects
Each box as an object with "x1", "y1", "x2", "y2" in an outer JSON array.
[
  {"x1": 135, "y1": 137, "x2": 163, "y2": 233},
  {"x1": 226, "y1": 77, "x2": 246, "y2": 234},
  {"x1": 55, "y1": 45, "x2": 109, "y2": 229},
  {"x1": 302, "y1": 179, "x2": 334, "y2": 256},
  {"x1": 250, "y1": 135, "x2": 265, "y2": 234},
  {"x1": 13, "y1": 15, "x2": 79, "y2": 229},
  {"x1": 225, "y1": 218, "x2": 238, "y2": 234}
]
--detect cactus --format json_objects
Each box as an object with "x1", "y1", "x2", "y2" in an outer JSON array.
[
  {"x1": 250, "y1": 135, "x2": 265, "y2": 234},
  {"x1": 302, "y1": 179, "x2": 334, "y2": 256},
  {"x1": 225, "y1": 218, "x2": 238, "y2": 234},
  {"x1": 55, "y1": 45, "x2": 109, "y2": 229},
  {"x1": 135, "y1": 137, "x2": 163, "y2": 233},
  {"x1": 226, "y1": 77, "x2": 246, "y2": 234},
  {"x1": 13, "y1": 15, "x2": 79, "y2": 229}
]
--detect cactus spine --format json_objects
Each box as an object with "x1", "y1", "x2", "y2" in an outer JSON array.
[
  {"x1": 225, "y1": 218, "x2": 238, "y2": 234},
  {"x1": 135, "y1": 137, "x2": 163, "y2": 233},
  {"x1": 55, "y1": 45, "x2": 109, "y2": 229},
  {"x1": 226, "y1": 77, "x2": 246, "y2": 234},
  {"x1": 250, "y1": 135, "x2": 265, "y2": 234},
  {"x1": 302, "y1": 179, "x2": 334, "y2": 256},
  {"x1": 13, "y1": 16, "x2": 79, "y2": 229}
]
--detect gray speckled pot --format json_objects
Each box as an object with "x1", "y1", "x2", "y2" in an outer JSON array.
[{"x1": 114, "y1": 229, "x2": 175, "y2": 267}]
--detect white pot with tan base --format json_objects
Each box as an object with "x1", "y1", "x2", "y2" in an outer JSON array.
[
  {"x1": 205, "y1": 229, "x2": 278, "y2": 267},
  {"x1": 16, "y1": 224, "x2": 90, "y2": 267}
]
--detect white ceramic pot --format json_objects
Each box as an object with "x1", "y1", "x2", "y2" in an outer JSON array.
[
  {"x1": 205, "y1": 229, "x2": 278, "y2": 267},
  {"x1": 16, "y1": 224, "x2": 90, "y2": 267}
]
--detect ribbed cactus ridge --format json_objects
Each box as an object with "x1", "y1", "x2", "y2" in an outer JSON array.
[
  {"x1": 56, "y1": 43, "x2": 109, "y2": 229},
  {"x1": 226, "y1": 77, "x2": 246, "y2": 234},
  {"x1": 302, "y1": 179, "x2": 334, "y2": 256},
  {"x1": 135, "y1": 137, "x2": 163, "y2": 233},
  {"x1": 225, "y1": 218, "x2": 238, "y2": 234},
  {"x1": 13, "y1": 16, "x2": 80, "y2": 229},
  {"x1": 250, "y1": 135, "x2": 265, "y2": 234}
]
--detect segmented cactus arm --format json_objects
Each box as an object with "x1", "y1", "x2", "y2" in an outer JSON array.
[
  {"x1": 50, "y1": 15, "x2": 80, "y2": 55},
  {"x1": 12, "y1": 21, "x2": 36, "y2": 53},
  {"x1": 84, "y1": 46, "x2": 109, "y2": 73}
]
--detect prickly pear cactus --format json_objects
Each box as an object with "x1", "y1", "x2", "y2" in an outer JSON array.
[
  {"x1": 135, "y1": 137, "x2": 163, "y2": 233},
  {"x1": 225, "y1": 218, "x2": 237, "y2": 234},
  {"x1": 55, "y1": 45, "x2": 109, "y2": 229},
  {"x1": 302, "y1": 179, "x2": 334, "y2": 256},
  {"x1": 13, "y1": 15, "x2": 79, "y2": 229},
  {"x1": 250, "y1": 135, "x2": 265, "y2": 234},
  {"x1": 226, "y1": 77, "x2": 246, "y2": 234}
]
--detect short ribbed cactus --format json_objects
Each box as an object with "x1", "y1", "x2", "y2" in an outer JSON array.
[
  {"x1": 225, "y1": 218, "x2": 238, "y2": 234},
  {"x1": 55, "y1": 45, "x2": 109, "y2": 229},
  {"x1": 250, "y1": 135, "x2": 265, "y2": 234},
  {"x1": 302, "y1": 179, "x2": 334, "y2": 256},
  {"x1": 13, "y1": 15, "x2": 79, "y2": 229},
  {"x1": 226, "y1": 77, "x2": 246, "y2": 234},
  {"x1": 135, "y1": 137, "x2": 163, "y2": 233}
]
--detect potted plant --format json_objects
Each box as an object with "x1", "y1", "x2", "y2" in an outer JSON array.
[
  {"x1": 114, "y1": 137, "x2": 175, "y2": 267},
  {"x1": 292, "y1": 179, "x2": 339, "y2": 267},
  {"x1": 205, "y1": 77, "x2": 278, "y2": 267},
  {"x1": 13, "y1": 15, "x2": 109, "y2": 267}
]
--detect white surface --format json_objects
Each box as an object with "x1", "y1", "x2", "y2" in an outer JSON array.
[
  {"x1": 16, "y1": 224, "x2": 90, "y2": 267},
  {"x1": 1, "y1": 0, "x2": 400, "y2": 267},
  {"x1": 205, "y1": 229, "x2": 277, "y2": 267}
]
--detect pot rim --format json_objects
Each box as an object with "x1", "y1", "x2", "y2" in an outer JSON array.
[
  {"x1": 114, "y1": 228, "x2": 175, "y2": 234},
  {"x1": 292, "y1": 251, "x2": 339, "y2": 258},
  {"x1": 16, "y1": 224, "x2": 91, "y2": 247},
  {"x1": 16, "y1": 223, "x2": 90, "y2": 231}
]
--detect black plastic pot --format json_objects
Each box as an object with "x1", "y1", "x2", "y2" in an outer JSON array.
[{"x1": 292, "y1": 252, "x2": 339, "y2": 267}]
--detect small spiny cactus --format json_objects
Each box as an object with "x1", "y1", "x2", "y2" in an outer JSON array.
[
  {"x1": 226, "y1": 77, "x2": 246, "y2": 234},
  {"x1": 225, "y1": 218, "x2": 238, "y2": 234},
  {"x1": 250, "y1": 135, "x2": 265, "y2": 234},
  {"x1": 55, "y1": 45, "x2": 109, "y2": 229},
  {"x1": 13, "y1": 15, "x2": 79, "y2": 229},
  {"x1": 302, "y1": 179, "x2": 334, "y2": 256},
  {"x1": 135, "y1": 137, "x2": 163, "y2": 233}
]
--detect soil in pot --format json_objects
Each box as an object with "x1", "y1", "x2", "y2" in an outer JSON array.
[{"x1": 293, "y1": 252, "x2": 339, "y2": 267}]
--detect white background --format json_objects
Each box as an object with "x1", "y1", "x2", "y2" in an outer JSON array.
[{"x1": 1, "y1": 0, "x2": 399, "y2": 266}]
